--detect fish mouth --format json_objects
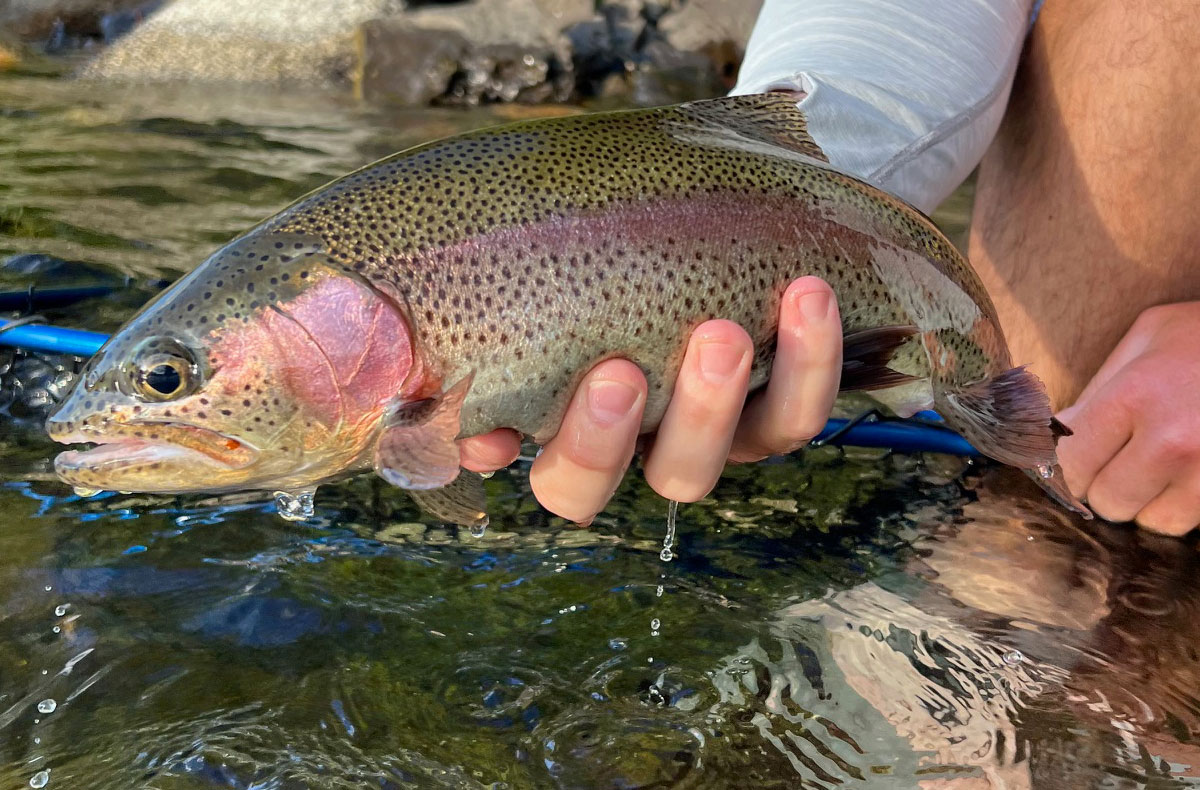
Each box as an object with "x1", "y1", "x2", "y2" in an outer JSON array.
[{"x1": 51, "y1": 422, "x2": 258, "y2": 475}]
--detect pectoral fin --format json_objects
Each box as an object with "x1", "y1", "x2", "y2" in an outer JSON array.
[
  {"x1": 839, "y1": 325, "x2": 920, "y2": 391},
  {"x1": 408, "y1": 473, "x2": 489, "y2": 528},
  {"x1": 373, "y1": 374, "x2": 473, "y2": 490}
]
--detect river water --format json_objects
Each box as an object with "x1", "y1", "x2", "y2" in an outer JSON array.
[{"x1": 2, "y1": 69, "x2": 1198, "y2": 789}]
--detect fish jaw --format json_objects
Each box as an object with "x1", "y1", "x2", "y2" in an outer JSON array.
[{"x1": 49, "y1": 420, "x2": 259, "y2": 494}]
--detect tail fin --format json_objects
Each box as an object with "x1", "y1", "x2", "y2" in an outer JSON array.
[{"x1": 936, "y1": 367, "x2": 1092, "y2": 518}]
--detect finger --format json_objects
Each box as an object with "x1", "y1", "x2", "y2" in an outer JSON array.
[
  {"x1": 1085, "y1": 433, "x2": 1171, "y2": 523},
  {"x1": 643, "y1": 319, "x2": 753, "y2": 502},
  {"x1": 1135, "y1": 469, "x2": 1200, "y2": 536},
  {"x1": 729, "y1": 277, "x2": 841, "y2": 462},
  {"x1": 1054, "y1": 385, "x2": 1135, "y2": 498},
  {"x1": 1069, "y1": 318, "x2": 1154, "y2": 408},
  {"x1": 529, "y1": 359, "x2": 647, "y2": 523},
  {"x1": 459, "y1": 429, "x2": 522, "y2": 473}
]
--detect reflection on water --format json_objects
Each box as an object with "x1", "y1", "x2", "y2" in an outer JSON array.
[{"x1": 2, "y1": 72, "x2": 1199, "y2": 788}]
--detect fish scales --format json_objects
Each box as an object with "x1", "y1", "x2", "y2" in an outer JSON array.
[
  {"x1": 268, "y1": 96, "x2": 996, "y2": 438},
  {"x1": 45, "y1": 94, "x2": 1089, "y2": 522}
]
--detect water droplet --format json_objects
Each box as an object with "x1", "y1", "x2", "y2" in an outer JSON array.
[
  {"x1": 51, "y1": 626, "x2": 60, "y2": 634},
  {"x1": 37, "y1": 699, "x2": 56, "y2": 714},
  {"x1": 656, "y1": 584, "x2": 664, "y2": 598},
  {"x1": 53, "y1": 604, "x2": 69, "y2": 617},
  {"x1": 608, "y1": 638, "x2": 628, "y2": 651},
  {"x1": 479, "y1": 470, "x2": 495, "y2": 480},
  {"x1": 469, "y1": 518, "x2": 489, "y2": 539},
  {"x1": 43, "y1": 586, "x2": 51, "y2": 592},
  {"x1": 273, "y1": 490, "x2": 315, "y2": 521},
  {"x1": 646, "y1": 684, "x2": 667, "y2": 706},
  {"x1": 30, "y1": 769, "x2": 49, "y2": 788},
  {"x1": 1003, "y1": 649, "x2": 1024, "y2": 666},
  {"x1": 1036, "y1": 464, "x2": 1054, "y2": 480},
  {"x1": 650, "y1": 617, "x2": 661, "y2": 636},
  {"x1": 72, "y1": 486, "x2": 101, "y2": 498},
  {"x1": 660, "y1": 499, "x2": 679, "y2": 562}
]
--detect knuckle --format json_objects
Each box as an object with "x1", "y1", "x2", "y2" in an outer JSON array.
[
  {"x1": 1156, "y1": 429, "x2": 1200, "y2": 464},
  {"x1": 1134, "y1": 303, "x2": 1173, "y2": 330}
]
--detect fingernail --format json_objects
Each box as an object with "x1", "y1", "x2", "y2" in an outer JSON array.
[
  {"x1": 697, "y1": 341, "x2": 748, "y2": 384},
  {"x1": 798, "y1": 290, "x2": 832, "y2": 322},
  {"x1": 587, "y1": 379, "x2": 641, "y2": 425}
]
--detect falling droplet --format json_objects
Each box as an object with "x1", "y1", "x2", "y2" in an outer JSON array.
[
  {"x1": 72, "y1": 487, "x2": 101, "y2": 498},
  {"x1": 30, "y1": 770, "x2": 49, "y2": 789},
  {"x1": 1036, "y1": 464, "x2": 1054, "y2": 480},
  {"x1": 469, "y1": 518, "x2": 488, "y2": 539},
  {"x1": 608, "y1": 638, "x2": 628, "y2": 651},
  {"x1": 655, "y1": 584, "x2": 664, "y2": 598},
  {"x1": 273, "y1": 490, "x2": 315, "y2": 521},
  {"x1": 650, "y1": 617, "x2": 661, "y2": 636},
  {"x1": 478, "y1": 470, "x2": 495, "y2": 480},
  {"x1": 53, "y1": 604, "x2": 69, "y2": 617},
  {"x1": 37, "y1": 699, "x2": 56, "y2": 714},
  {"x1": 1003, "y1": 649, "x2": 1024, "y2": 666},
  {"x1": 660, "y1": 500, "x2": 679, "y2": 562},
  {"x1": 645, "y1": 684, "x2": 667, "y2": 706}
]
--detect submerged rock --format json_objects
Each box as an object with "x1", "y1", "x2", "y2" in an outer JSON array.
[
  {"x1": 354, "y1": 16, "x2": 573, "y2": 107},
  {"x1": 354, "y1": 20, "x2": 470, "y2": 106},
  {"x1": 0, "y1": 0, "x2": 151, "y2": 41},
  {"x1": 79, "y1": 0, "x2": 403, "y2": 85},
  {"x1": 62, "y1": 0, "x2": 756, "y2": 104}
]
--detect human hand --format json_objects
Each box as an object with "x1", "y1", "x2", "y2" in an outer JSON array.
[
  {"x1": 457, "y1": 276, "x2": 844, "y2": 523},
  {"x1": 1056, "y1": 302, "x2": 1200, "y2": 535}
]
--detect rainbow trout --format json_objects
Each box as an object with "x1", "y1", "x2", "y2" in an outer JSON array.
[{"x1": 46, "y1": 94, "x2": 1089, "y2": 525}]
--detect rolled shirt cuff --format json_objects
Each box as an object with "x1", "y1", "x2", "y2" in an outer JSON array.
[{"x1": 731, "y1": 0, "x2": 1035, "y2": 214}]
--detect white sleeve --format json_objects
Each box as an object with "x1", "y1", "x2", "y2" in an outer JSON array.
[{"x1": 731, "y1": 0, "x2": 1035, "y2": 214}]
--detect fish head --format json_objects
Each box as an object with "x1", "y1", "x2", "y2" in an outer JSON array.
[{"x1": 47, "y1": 232, "x2": 422, "y2": 495}]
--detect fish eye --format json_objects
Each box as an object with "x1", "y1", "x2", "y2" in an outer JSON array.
[
  {"x1": 126, "y1": 338, "x2": 201, "y2": 402},
  {"x1": 138, "y1": 359, "x2": 188, "y2": 399}
]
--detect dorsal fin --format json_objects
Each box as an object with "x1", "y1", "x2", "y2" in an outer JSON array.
[{"x1": 676, "y1": 93, "x2": 829, "y2": 163}]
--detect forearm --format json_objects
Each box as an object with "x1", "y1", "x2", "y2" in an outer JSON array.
[{"x1": 733, "y1": 0, "x2": 1035, "y2": 214}]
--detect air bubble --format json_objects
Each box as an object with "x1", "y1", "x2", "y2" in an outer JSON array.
[{"x1": 273, "y1": 490, "x2": 315, "y2": 521}]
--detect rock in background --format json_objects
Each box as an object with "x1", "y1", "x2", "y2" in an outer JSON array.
[
  {"x1": 78, "y1": 0, "x2": 405, "y2": 85},
  {"x1": 6, "y1": 0, "x2": 764, "y2": 105}
]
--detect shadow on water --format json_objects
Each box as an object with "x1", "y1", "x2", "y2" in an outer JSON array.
[{"x1": 1, "y1": 71, "x2": 1199, "y2": 789}]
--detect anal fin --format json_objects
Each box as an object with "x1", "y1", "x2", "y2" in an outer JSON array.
[
  {"x1": 408, "y1": 473, "x2": 489, "y2": 528},
  {"x1": 840, "y1": 325, "x2": 920, "y2": 391}
]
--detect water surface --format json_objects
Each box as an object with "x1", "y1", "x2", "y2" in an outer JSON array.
[{"x1": 2, "y1": 71, "x2": 1199, "y2": 789}]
